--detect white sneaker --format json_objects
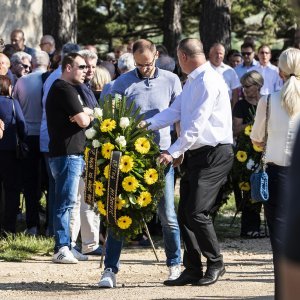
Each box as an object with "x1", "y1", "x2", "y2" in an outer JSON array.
[
  {"x1": 168, "y1": 264, "x2": 181, "y2": 280},
  {"x1": 98, "y1": 268, "x2": 116, "y2": 288},
  {"x1": 71, "y1": 247, "x2": 88, "y2": 261},
  {"x1": 52, "y1": 246, "x2": 78, "y2": 264}
]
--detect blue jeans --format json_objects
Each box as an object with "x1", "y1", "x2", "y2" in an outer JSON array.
[
  {"x1": 49, "y1": 155, "x2": 84, "y2": 252},
  {"x1": 104, "y1": 164, "x2": 181, "y2": 273}
]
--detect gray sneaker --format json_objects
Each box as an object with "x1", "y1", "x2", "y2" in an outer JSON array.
[{"x1": 98, "y1": 268, "x2": 116, "y2": 288}]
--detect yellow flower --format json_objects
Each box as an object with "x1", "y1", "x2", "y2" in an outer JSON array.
[
  {"x1": 244, "y1": 125, "x2": 252, "y2": 136},
  {"x1": 116, "y1": 196, "x2": 127, "y2": 210},
  {"x1": 119, "y1": 155, "x2": 134, "y2": 173},
  {"x1": 84, "y1": 147, "x2": 90, "y2": 159},
  {"x1": 236, "y1": 150, "x2": 247, "y2": 162},
  {"x1": 144, "y1": 168, "x2": 158, "y2": 185},
  {"x1": 100, "y1": 118, "x2": 116, "y2": 132},
  {"x1": 95, "y1": 181, "x2": 105, "y2": 196},
  {"x1": 101, "y1": 142, "x2": 115, "y2": 159},
  {"x1": 137, "y1": 191, "x2": 152, "y2": 207},
  {"x1": 253, "y1": 144, "x2": 263, "y2": 152},
  {"x1": 104, "y1": 165, "x2": 110, "y2": 179},
  {"x1": 134, "y1": 137, "x2": 150, "y2": 154},
  {"x1": 239, "y1": 182, "x2": 251, "y2": 191},
  {"x1": 97, "y1": 201, "x2": 107, "y2": 216},
  {"x1": 117, "y1": 216, "x2": 132, "y2": 229},
  {"x1": 122, "y1": 175, "x2": 139, "y2": 192}
]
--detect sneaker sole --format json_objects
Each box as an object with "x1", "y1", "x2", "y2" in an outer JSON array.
[
  {"x1": 52, "y1": 258, "x2": 78, "y2": 264},
  {"x1": 98, "y1": 282, "x2": 114, "y2": 288}
]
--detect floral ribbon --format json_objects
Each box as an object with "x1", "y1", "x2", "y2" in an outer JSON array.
[
  {"x1": 84, "y1": 148, "x2": 98, "y2": 206},
  {"x1": 106, "y1": 151, "x2": 122, "y2": 225}
]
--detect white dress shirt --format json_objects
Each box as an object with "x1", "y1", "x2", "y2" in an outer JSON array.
[
  {"x1": 251, "y1": 91, "x2": 300, "y2": 166},
  {"x1": 210, "y1": 62, "x2": 240, "y2": 99},
  {"x1": 250, "y1": 62, "x2": 283, "y2": 95},
  {"x1": 147, "y1": 62, "x2": 233, "y2": 158}
]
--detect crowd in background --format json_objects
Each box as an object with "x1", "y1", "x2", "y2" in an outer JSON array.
[{"x1": 0, "y1": 27, "x2": 300, "y2": 298}]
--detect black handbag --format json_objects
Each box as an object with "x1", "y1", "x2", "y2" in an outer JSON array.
[
  {"x1": 12, "y1": 99, "x2": 29, "y2": 159},
  {"x1": 250, "y1": 95, "x2": 270, "y2": 203}
]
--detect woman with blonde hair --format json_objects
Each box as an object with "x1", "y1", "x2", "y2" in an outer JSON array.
[
  {"x1": 90, "y1": 65, "x2": 111, "y2": 100},
  {"x1": 251, "y1": 47, "x2": 300, "y2": 299}
]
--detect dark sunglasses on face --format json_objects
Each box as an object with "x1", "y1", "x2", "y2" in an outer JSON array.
[
  {"x1": 243, "y1": 84, "x2": 254, "y2": 89},
  {"x1": 21, "y1": 63, "x2": 30, "y2": 69},
  {"x1": 241, "y1": 52, "x2": 253, "y2": 56},
  {"x1": 77, "y1": 65, "x2": 87, "y2": 70}
]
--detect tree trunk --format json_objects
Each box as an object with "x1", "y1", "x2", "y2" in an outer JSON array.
[
  {"x1": 163, "y1": 0, "x2": 183, "y2": 57},
  {"x1": 42, "y1": 0, "x2": 77, "y2": 50},
  {"x1": 200, "y1": 0, "x2": 231, "y2": 57}
]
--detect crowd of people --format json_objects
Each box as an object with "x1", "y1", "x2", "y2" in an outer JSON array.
[{"x1": 0, "y1": 28, "x2": 300, "y2": 299}]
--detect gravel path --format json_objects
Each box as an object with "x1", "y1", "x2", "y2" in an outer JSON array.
[{"x1": 0, "y1": 238, "x2": 274, "y2": 300}]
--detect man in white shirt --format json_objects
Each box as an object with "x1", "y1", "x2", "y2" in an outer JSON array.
[
  {"x1": 146, "y1": 38, "x2": 234, "y2": 287},
  {"x1": 250, "y1": 45, "x2": 283, "y2": 95},
  {"x1": 209, "y1": 43, "x2": 240, "y2": 108}
]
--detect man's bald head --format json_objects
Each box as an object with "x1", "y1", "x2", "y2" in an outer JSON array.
[
  {"x1": 132, "y1": 39, "x2": 156, "y2": 55},
  {"x1": 177, "y1": 38, "x2": 204, "y2": 58}
]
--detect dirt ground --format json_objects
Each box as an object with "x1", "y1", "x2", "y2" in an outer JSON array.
[{"x1": 0, "y1": 237, "x2": 274, "y2": 300}]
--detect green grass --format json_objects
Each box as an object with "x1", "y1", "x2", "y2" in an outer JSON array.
[{"x1": 0, "y1": 233, "x2": 54, "y2": 262}]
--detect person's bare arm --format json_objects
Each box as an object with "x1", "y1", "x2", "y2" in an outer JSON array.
[
  {"x1": 72, "y1": 112, "x2": 91, "y2": 128},
  {"x1": 231, "y1": 88, "x2": 239, "y2": 109},
  {"x1": 233, "y1": 117, "x2": 246, "y2": 137},
  {"x1": 0, "y1": 119, "x2": 4, "y2": 139}
]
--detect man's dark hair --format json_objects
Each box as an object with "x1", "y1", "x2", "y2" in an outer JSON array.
[
  {"x1": 132, "y1": 39, "x2": 156, "y2": 54},
  {"x1": 62, "y1": 52, "x2": 84, "y2": 72},
  {"x1": 0, "y1": 75, "x2": 12, "y2": 96},
  {"x1": 241, "y1": 42, "x2": 255, "y2": 51},
  {"x1": 178, "y1": 38, "x2": 204, "y2": 57}
]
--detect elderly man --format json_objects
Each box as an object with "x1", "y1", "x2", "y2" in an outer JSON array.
[
  {"x1": 10, "y1": 51, "x2": 32, "y2": 84},
  {"x1": 10, "y1": 29, "x2": 36, "y2": 56},
  {"x1": 39, "y1": 35, "x2": 56, "y2": 68},
  {"x1": 209, "y1": 43, "x2": 240, "y2": 107},
  {"x1": 98, "y1": 39, "x2": 182, "y2": 288},
  {"x1": 69, "y1": 49, "x2": 103, "y2": 257},
  {"x1": 235, "y1": 42, "x2": 258, "y2": 80},
  {"x1": 250, "y1": 45, "x2": 283, "y2": 95},
  {"x1": 46, "y1": 53, "x2": 92, "y2": 264},
  {"x1": 13, "y1": 51, "x2": 50, "y2": 236},
  {"x1": 145, "y1": 38, "x2": 233, "y2": 287}
]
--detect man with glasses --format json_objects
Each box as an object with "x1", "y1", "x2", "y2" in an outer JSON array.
[
  {"x1": 234, "y1": 42, "x2": 258, "y2": 80},
  {"x1": 250, "y1": 45, "x2": 283, "y2": 95},
  {"x1": 98, "y1": 39, "x2": 182, "y2": 288},
  {"x1": 10, "y1": 51, "x2": 32, "y2": 85},
  {"x1": 46, "y1": 53, "x2": 92, "y2": 264}
]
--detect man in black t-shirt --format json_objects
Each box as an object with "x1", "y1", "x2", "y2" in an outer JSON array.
[{"x1": 46, "y1": 53, "x2": 93, "y2": 264}]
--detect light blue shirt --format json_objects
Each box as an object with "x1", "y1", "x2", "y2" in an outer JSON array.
[
  {"x1": 111, "y1": 68, "x2": 182, "y2": 150},
  {"x1": 40, "y1": 66, "x2": 62, "y2": 152},
  {"x1": 234, "y1": 59, "x2": 258, "y2": 79}
]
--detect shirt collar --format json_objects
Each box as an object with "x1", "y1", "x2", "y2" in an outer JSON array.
[
  {"x1": 242, "y1": 58, "x2": 257, "y2": 68},
  {"x1": 188, "y1": 61, "x2": 210, "y2": 81}
]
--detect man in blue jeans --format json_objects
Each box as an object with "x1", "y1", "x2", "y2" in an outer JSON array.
[
  {"x1": 98, "y1": 39, "x2": 182, "y2": 288},
  {"x1": 46, "y1": 53, "x2": 93, "y2": 264}
]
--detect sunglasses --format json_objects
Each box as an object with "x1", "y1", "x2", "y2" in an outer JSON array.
[
  {"x1": 21, "y1": 63, "x2": 30, "y2": 69},
  {"x1": 242, "y1": 84, "x2": 255, "y2": 89},
  {"x1": 241, "y1": 52, "x2": 253, "y2": 56},
  {"x1": 77, "y1": 64, "x2": 87, "y2": 70}
]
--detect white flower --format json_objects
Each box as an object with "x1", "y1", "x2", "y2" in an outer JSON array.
[
  {"x1": 115, "y1": 135, "x2": 127, "y2": 147},
  {"x1": 246, "y1": 159, "x2": 255, "y2": 170},
  {"x1": 93, "y1": 107, "x2": 103, "y2": 118},
  {"x1": 92, "y1": 139, "x2": 101, "y2": 148},
  {"x1": 119, "y1": 117, "x2": 130, "y2": 129},
  {"x1": 85, "y1": 127, "x2": 97, "y2": 139}
]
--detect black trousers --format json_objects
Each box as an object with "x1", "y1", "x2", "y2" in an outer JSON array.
[
  {"x1": 20, "y1": 135, "x2": 42, "y2": 229},
  {"x1": 264, "y1": 164, "x2": 289, "y2": 300},
  {"x1": 0, "y1": 151, "x2": 21, "y2": 233},
  {"x1": 178, "y1": 144, "x2": 234, "y2": 275}
]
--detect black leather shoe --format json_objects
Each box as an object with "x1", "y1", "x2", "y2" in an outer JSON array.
[
  {"x1": 164, "y1": 269, "x2": 203, "y2": 286},
  {"x1": 196, "y1": 266, "x2": 225, "y2": 286}
]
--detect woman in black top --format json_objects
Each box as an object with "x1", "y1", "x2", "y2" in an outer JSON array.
[
  {"x1": 0, "y1": 75, "x2": 27, "y2": 234},
  {"x1": 232, "y1": 71, "x2": 265, "y2": 238}
]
